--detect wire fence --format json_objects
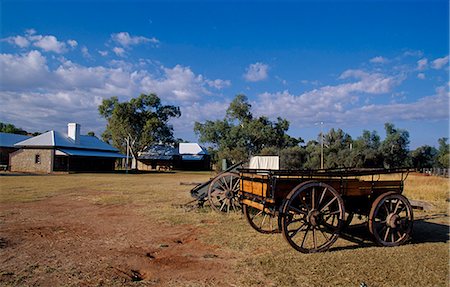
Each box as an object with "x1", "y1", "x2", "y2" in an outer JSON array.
[{"x1": 420, "y1": 168, "x2": 449, "y2": 178}]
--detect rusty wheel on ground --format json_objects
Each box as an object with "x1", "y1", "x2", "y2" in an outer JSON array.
[
  {"x1": 281, "y1": 181, "x2": 345, "y2": 253},
  {"x1": 243, "y1": 204, "x2": 280, "y2": 234},
  {"x1": 368, "y1": 191, "x2": 413, "y2": 247},
  {"x1": 208, "y1": 172, "x2": 241, "y2": 213}
]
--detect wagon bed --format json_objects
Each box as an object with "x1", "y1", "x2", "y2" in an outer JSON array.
[{"x1": 239, "y1": 168, "x2": 414, "y2": 253}]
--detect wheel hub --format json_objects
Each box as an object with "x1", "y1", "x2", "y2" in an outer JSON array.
[
  {"x1": 225, "y1": 191, "x2": 234, "y2": 199},
  {"x1": 307, "y1": 209, "x2": 321, "y2": 226},
  {"x1": 386, "y1": 213, "x2": 400, "y2": 228}
]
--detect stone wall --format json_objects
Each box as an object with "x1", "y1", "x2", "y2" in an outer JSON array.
[{"x1": 10, "y1": 149, "x2": 54, "y2": 173}]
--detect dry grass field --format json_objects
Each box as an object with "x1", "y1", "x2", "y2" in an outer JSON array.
[{"x1": 0, "y1": 171, "x2": 448, "y2": 286}]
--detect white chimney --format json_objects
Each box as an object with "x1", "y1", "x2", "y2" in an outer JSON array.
[{"x1": 68, "y1": 123, "x2": 80, "y2": 144}]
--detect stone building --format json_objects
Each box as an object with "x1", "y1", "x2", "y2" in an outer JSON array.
[
  {"x1": 0, "y1": 132, "x2": 32, "y2": 169},
  {"x1": 10, "y1": 123, "x2": 126, "y2": 173}
]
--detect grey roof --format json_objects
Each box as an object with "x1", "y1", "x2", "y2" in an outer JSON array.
[
  {"x1": 58, "y1": 148, "x2": 127, "y2": 158},
  {"x1": 0, "y1": 132, "x2": 32, "y2": 148},
  {"x1": 138, "y1": 144, "x2": 179, "y2": 160},
  {"x1": 15, "y1": 131, "x2": 118, "y2": 152}
]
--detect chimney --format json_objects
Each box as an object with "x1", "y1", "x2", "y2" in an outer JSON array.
[{"x1": 68, "y1": 123, "x2": 80, "y2": 144}]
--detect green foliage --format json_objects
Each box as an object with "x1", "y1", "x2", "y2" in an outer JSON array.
[
  {"x1": 436, "y1": 137, "x2": 449, "y2": 168},
  {"x1": 0, "y1": 122, "x2": 28, "y2": 135},
  {"x1": 98, "y1": 93, "x2": 181, "y2": 157},
  {"x1": 194, "y1": 95, "x2": 301, "y2": 164},
  {"x1": 380, "y1": 123, "x2": 411, "y2": 168},
  {"x1": 349, "y1": 130, "x2": 383, "y2": 168},
  {"x1": 411, "y1": 145, "x2": 438, "y2": 169},
  {"x1": 323, "y1": 128, "x2": 353, "y2": 168}
]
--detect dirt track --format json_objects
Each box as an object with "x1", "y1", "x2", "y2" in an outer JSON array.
[{"x1": 0, "y1": 190, "x2": 234, "y2": 286}]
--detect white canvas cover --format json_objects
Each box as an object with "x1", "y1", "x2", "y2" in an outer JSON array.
[
  {"x1": 249, "y1": 156, "x2": 280, "y2": 170},
  {"x1": 179, "y1": 143, "x2": 207, "y2": 155}
]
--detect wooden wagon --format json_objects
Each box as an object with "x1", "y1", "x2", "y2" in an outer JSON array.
[{"x1": 238, "y1": 168, "x2": 414, "y2": 253}]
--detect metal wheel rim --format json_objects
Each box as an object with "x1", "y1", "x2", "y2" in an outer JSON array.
[
  {"x1": 208, "y1": 172, "x2": 241, "y2": 213},
  {"x1": 243, "y1": 204, "x2": 280, "y2": 234},
  {"x1": 369, "y1": 192, "x2": 413, "y2": 247},
  {"x1": 281, "y1": 181, "x2": 345, "y2": 253}
]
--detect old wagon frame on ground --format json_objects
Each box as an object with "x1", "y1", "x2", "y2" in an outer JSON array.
[{"x1": 239, "y1": 168, "x2": 414, "y2": 253}]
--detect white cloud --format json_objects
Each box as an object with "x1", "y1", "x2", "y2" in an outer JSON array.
[
  {"x1": 2, "y1": 30, "x2": 77, "y2": 54},
  {"x1": 205, "y1": 79, "x2": 231, "y2": 89},
  {"x1": 417, "y1": 73, "x2": 426, "y2": 80},
  {"x1": 2, "y1": 35, "x2": 30, "y2": 48},
  {"x1": 253, "y1": 70, "x2": 405, "y2": 126},
  {"x1": 431, "y1": 55, "x2": 449, "y2": 70},
  {"x1": 112, "y1": 47, "x2": 126, "y2": 57},
  {"x1": 172, "y1": 101, "x2": 229, "y2": 140},
  {"x1": 140, "y1": 65, "x2": 219, "y2": 102},
  {"x1": 31, "y1": 35, "x2": 68, "y2": 53},
  {"x1": 0, "y1": 51, "x2": 230, "y2": 135},
  {"x1": 67, "y1": 39, "x2": 78, "y2": 48},
  {"x1": 81, "y1": 46, "x2": 91, "y2": 58},
  {"x1": 98, "y1": 50, "x2": 108, "y2": 57},
  {"x1": 370, "y1": 56, "x2": 388, "y2": 64},
  {"x1": 0, "y1": 50, "x2": 50, "y2": 90},
  {"x1": 243, "y1": 62, "x2": 269, "y2": 82},
  {"x1": 417, "y1": 58, "x2": 428, "y2": 71},
  {"x1": 111, "y1": 32, "x2": 159, "y2": 47}
]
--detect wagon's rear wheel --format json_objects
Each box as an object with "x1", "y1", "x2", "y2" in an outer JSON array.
[
  {"x1": 368, "y1": 192, "x2": 413, "y2": 247},
  {"x1": 243, "y1": 204, "x2": 280, "y2": 234},
  {"x1": 281, "y1": 181, "x2": 345, "y2": 253},
  {"x1": 208, "y1": 172, "x2": 241, "y2": 213}
]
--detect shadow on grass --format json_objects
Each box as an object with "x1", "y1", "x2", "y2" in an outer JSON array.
[{"x1": 330, "y1": 214, "x2": 449, "y2": 252}]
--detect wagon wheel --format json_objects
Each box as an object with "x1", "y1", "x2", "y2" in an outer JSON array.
[
  {"x1": 243, "y1": 204, "x2": 280, "y2": 234},
  {"x1": 281, "y1": 181, "x2": 345, "y2": 253},
  {"x1": 208, "y1": 172, "x2": 241, "y2": 213},
  {"x1": 368, "y1": 192, "x2": 413, "y2": 247}
]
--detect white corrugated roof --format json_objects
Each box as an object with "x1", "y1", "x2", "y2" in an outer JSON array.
[
  {"x1": 15, "y1": 131, "x2": 118, "y2": 152},
  {"x1": 179, "y1": 143, "x2": 207, "y2": 155}
]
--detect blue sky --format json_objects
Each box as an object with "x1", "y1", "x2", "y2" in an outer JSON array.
[{"x1": 1, "y1": 0, "x2": 449, "y2": 149}]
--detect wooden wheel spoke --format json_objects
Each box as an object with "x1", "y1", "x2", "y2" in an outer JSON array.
[
  {"x1": 288, "y1": 222, "x2": 307, "y2": 238},
  {"x1": 219, "y1": 200, "x2": 227, "y2": 211},
  {"x1": 288, "y1": 206, "x2": 308, "y2": 216},
  {"x1": 319, "y1": 228, "x2": 330, "y2": 241},
  {"x1": 216, "y1": 180, "x2": 228, "y2": 192},
  {"x1": 300, "y1": 227, "x2": 310, "y2": 248},
  {"x1": 312, "y1": 187, "x2": 316, "y2": 210},
  {"x1": 318, "y1": 187, "x2": 327, "y2": 206},
  {"x1": 232, "y1": 178, "x2": 240, "y2": 192},
  {"x1": 395, "y1": 205, "x2": 407, "y2": 215},
  {"x1": 383, "y1": 227, "x2": 391, "y2": 242},
  {"x1": 322, "y1": 210, "x2": 341, "y2": 216},
  {"x1": 393, "y1": 199, "x2": 402, "y2": 214},
  {"x1": 320, "y1": 196, "x2": 337, "y2": 212},
  {"x1": 312, "y1": 227, "x2": 317, "y2": 249}
]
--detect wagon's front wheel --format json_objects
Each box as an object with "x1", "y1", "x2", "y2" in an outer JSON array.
[
  {"x1": 281, "y1": 181, "x2": 345, "y2": 253},
  {"x1": 243, "y1": 204, "x2": 280, "y2": 234},
  {"x1": 368, "y1": 192, "x2": 413, "y2": 247},
  {"x1": 208, "y1": 172, "x2": 241, "y2": 213}
]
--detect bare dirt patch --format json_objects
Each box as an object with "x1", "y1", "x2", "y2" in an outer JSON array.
[
  {"x1": 0, "y1": 172, "x2": 448, "y2": 286},
  {"x1": 0, "y1": 190, "x2": 234, "y2": 286}
]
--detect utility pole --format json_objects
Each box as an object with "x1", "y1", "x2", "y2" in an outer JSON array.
[
  {"x1": 125, "y1": 136, "x2": 129, "y2": 174},
  {"x1": 320, "y1": 121, "x2": 324, "y2": 170}
]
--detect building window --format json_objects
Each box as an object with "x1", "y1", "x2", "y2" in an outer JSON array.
[{"x1": 35, "y1": 154, "x2": 41, "y2": 164}]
